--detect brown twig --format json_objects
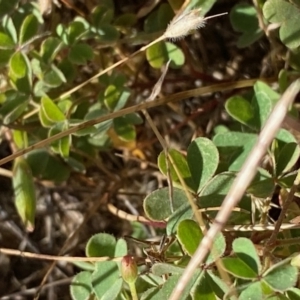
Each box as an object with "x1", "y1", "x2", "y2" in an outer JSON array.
[
  {"x1": 107, "y1": 203, "x2": 166, "y2": 228},
  {"x1": 0, "y1": 79, "x2": 272, "y2": 167},
  {"x1": 0, "y1": 247, "x2": 121, "y2": 262},
  {"x1": 265, "y1": 170, "x2": 300, "y2": 251}
]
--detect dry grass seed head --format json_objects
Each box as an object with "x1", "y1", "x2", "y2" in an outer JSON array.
[
  {"x1": 164, "y1": 8, "x2": 228, "y2": 40},
  {"x1": 164, "y1": 8, "x2": 205, "y2": 40}
]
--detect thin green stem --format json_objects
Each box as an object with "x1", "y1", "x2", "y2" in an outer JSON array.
[{"x1": 128, "y1": 282, "x2": 138, "y2": 300}]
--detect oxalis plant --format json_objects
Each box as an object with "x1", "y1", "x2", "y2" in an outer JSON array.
[
  {"x1": 70, "y1": 81, "x2": 300, "y2": 300},
  {"x1": 1, "y1": 0, "x2": 300, "y2": 300}
]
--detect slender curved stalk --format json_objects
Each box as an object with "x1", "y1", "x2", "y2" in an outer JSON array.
[{"x1": 128, "y1": 282, "x2": 138, "y2": 300}]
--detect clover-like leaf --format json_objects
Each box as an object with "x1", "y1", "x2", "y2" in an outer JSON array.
[
  {"x1": 19, "y1": 14, "x2": 39, "y2": 45},
  {"x1": 187, "y1": 137, "x2": 219, "y2": 193},
  {"x1": 92, "y1": 24, "x2": 118, "y2": 42},
  {"x1": 279, "y1": 69, "x2": 288, "y2": 93},
  {"x1": 40, "y1": 37, "x2": 62, "y2": 63},
  {"x1": 0, "y1": 31, "x2": 15, "y2": 49},
  {"x1": 27, "y1": 151, "x2": 70, "y2": 182},
  {"x1": 92, "y1": 4, "x2": 114, "y2": 27},
  {"x1": 58, "y1": 58, "x2": 77, "y2": 82},
  {"x1": 251, "y1": 81, "x2": 278, "y2": 130},
  {"x1": 158, "y1": 148, "x2": 194, "y2": 189},
  {"x1": 205, "y1": 232, "x2": 226, "y2": 265},
  {"x1": 86, "y1": 233, "x2": 117, "y2": 257},
  {"x1": 39, "y1": 106, "x2": 53, "y2": 127},
  {"x1": 9, "y1": 51, "x2": 28, "y2": 78},
  {"x1": 263, "y1": 261, "x2": 298, "y2": 291},
  {"x1": 286, "y1": 288, "x2": 300, "y2": 300},
  {"x1": 12, "y1": 129, "x2": 28, "y2": 150},
  {"x1": 148, "y1": 274, "x2": 197, "y2": 300},
  {"x1": 13, "y1": 157, "x2": 36, "y2": 232},
  {"x1": 124, "y1": 113, "x2": 143, "y2": 125},
  {"x1": 115, "y1": 238, "x2": 128, "y2": 257},
  {"x1": 225, "y1": 96, "x2": 254, "y2": 128},
  {"x1": 40, "y1": 96, "x2": 66, "y2": 125},
  {"x1": 140, "y1": 287, "x2": 159, "y2": 299},
  {"x1": 247, "y1": 168, "x2": 275, "y2": 198},
  {"x1": 195, "y1": 270, "x2": 229, "y2": 300},
  {"x1": 113, "y1": 116, "x2": 136, "y2": 141},
  {"x1": 177, "y1": 219, "x2": 203, "y2": 256},
  {"x1": 65, "y1": 157, "x2": 86, "y2": 173},
  {"x1": 291, "y1": 253, "x2": 300, "y2": 268},
  {"x1": 70, "y1": 271, "x2": 93, "y2": 300},
  {"x1": 67, "y1": 21, "x2": 87, "y2": 45},
  {"x1": 239, "y1": 282, "x2": 263, "y2": 300},
  {"x1": 152, "y1": 263, "x2": 185, "y2": 277},
  {"x1": 146, "y1": 41, "x2": 166, "y2": 69},
  {"x1": 56, "y1": 23, "x2": 69, "y2": 45},
  {"x1": 49, "y1": 123, "x2": 71, "y2": 158},
  {"x1": 192, "y1": 271, "x2": 216, "y2": 300},
  {"x1": 213, "y1": 132, "x2": 257, "y2": 171},
  {"x1": 199, "y1": 172, "x2": 251, "y2": 221},
  {"x1": 273, "y1": 129, "x2": 300, "y2": 177},
  {"x1": 43, "y1": 64, "x2": 66, "y2": 87},
  {"x1": 177, "y1": 219, "x2": 225, "y2": 264},
  {"x1": 4, "y1": 16, "x2": 17, "y2": 44},
  {"x1": 101, "y1": 279, "x2": 123, "y2": 300},
  {"x1": 114, "y1": 13, "x2": 137, "y2": 27},
  {"x1": 0, "y1": 49, "x2": 13, "y2": 66},
  {"x1": 276, "y1": 142, "x2": 300, "y2": 175},
  {"x1": 263, "y1": 0, "x2": 300, "y2": 49},
  {"x1": 276, "y1": 128, "x2": 299, "y2": 144},
  {"x1": 0, "y1": 92, "x2": 28, "y2": 124},
  {"x1": 198, "y1": 172, "x2": 235, "y2": 207},
  {"x1": 143, "y1": 187, "x2": 188, "y2": 221},
  {"x1": 68, "y1": 43, "x2": 94, "y2": 64},
  {"x1": 146, "y1": 41, "x2": 185, "y2": 69},
  {"x1": 71, "y1": 120, "x2": 98, "y2": 136},
  {"x1": 230, "y1": 3, "x2": 263, "y2": 48},
  {"x1": 104, "y1": 85, "x2": 130, "y2": 111},
  {"x1": 232, "y1": 238, "x2": 261, "y2": 274},
  {"x1": 26, "y1": 149, "x2": 70, "y2": 182},
  {"x1": 222, "y1": 257, "x2": 258, "y2": 279},
  {"x1": 166, "y1": 203, "x2": 193, "y2": 235},
  {"x1": 25, "y1": 149, "x2": 49, "y2": 178},
  {"x1": 139, "y1": 274, "x2": 164, "y2": 290},
  {"x1": 10, "y1": 72, "x2": 32, "y2": 94},
  {"x1": 91, "y1": 261, "x2": 122, "y2": 300},
  {"x1": 86, "y1": 233, "x2": 127, "y2": 258}
]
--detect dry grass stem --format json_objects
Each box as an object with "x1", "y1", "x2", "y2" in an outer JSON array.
[
  {"x1": 0, "y1": 79, "x2": 268, "y2": 167},
  {"x1": 0, "y1": 247, "x2": 122, "y2": 262}
]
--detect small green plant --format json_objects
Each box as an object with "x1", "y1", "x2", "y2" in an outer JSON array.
[
  {"x1": 70, "y1": 233, "x2": 128, "y2": 300},
  {"x1": 70, "y1": 80, "x2": 300, "y2": 299},
  {"x1": 230, "y1": 3, "x2": 263, "y2": 48},
  {"x1": 0, "y1": 0, "x2": 226, "y2": 231}
]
